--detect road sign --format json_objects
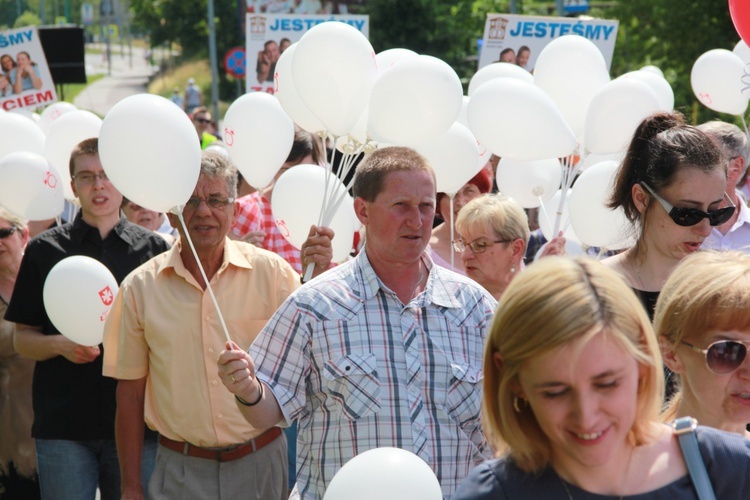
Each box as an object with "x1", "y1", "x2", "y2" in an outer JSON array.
[
  {"x1": 224, "y1": 47, "x2": 246, "y2": 79},
  {"x1": 563, "y1": 0, "x2": 589, "y2": 14},
  {"x1": 81, "y1": 3, "x2": 94, "y2": 25}
]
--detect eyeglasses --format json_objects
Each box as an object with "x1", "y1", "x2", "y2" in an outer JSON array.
[
  {"x1": 72, "y1": 172, "x2": 109, "y2": 185},
  {"x1": 681, "y1": 339, "x2": 750, "y2": 375},
  {"x1": 194, "y1": 118, "x2": 211, "y2": 124},
  {"x1": 452, "y1": 238, "x2": 512, "y2": 254},
  {"x1": 641, "y1": 182, "x2": 735, "y2": 227},
  {"x1": 0, "y1": 226, "x2": 17, "y2": 239},
  {"x1": 184, "y1": 196, "x2": 235, "y2": 210}
]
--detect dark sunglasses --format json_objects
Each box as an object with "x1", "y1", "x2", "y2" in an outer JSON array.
[
  {"x1": 0, "y1": 226, "x2": 18, "y2": 239},
  {"x1": 641, "y1": 182, "x2": 735, "y2": 227},
  {"x1": 681, "y1": 339, "x2": 750, "y2": 375},
  {"x1": 194, "y1": 118, "x2": 211, "y2": 124}
]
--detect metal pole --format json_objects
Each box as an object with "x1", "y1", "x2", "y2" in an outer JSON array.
[
  {"x1": 207, "y1": 0, "x2": 220, "y2": 122},
  {"x1": 65, "y1": 0, "x2": 70, "y2": 22},
  {"x1": 510, "y1": 0, "x2": 517, "y2": 14},
  {"x1": 556, "y1": 0, "x2": 564, "y2": 16}
]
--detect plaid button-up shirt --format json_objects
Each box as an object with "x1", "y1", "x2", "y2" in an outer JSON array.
[
  {"x1": 231, "y1": 191, "x2": 303, "y2": 273},
  {"x1": 250, "y1": 250, "x2": 497, "y2": 499}
]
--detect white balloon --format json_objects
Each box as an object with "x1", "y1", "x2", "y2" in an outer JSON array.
[
  {"x1": 38, "y1": 102, "x2": 77, "y2": 135},
  {"x1": 539, "y1": 189, "x2": 580, "y2": 244},
  {"x1": 375, "y1": 48, "x2": 418, "y2": 74},
  {"x1": 99, "y1": 94, "x2": 201, "y2": 213},
  {"x1": 43, "y1": 256, "x2": 118, "y2": 347},
  {"x1": 691, "y1": 49, "x2": 749, "y2": 115},
  {"x1": 619, "y1": 71, "x2": 674, "y2": 112},
  {"x1": 292, "y1": 22, "x2": 377, "y2": 136},
  {"x1": 579, "y1": 151, "x2": 624, "y2": 172},
  {"x1": 272, "y1": 164, "x2": 355, "y2": 263},
  {"x1": 468, "y1": 78, "x2": 577, "y2": 161},
  {"x1": 468, "y1": 62, "x2": 534, "y2": 96},
  {"x1": 733, "y1": 40, "x2": 750, "y2": 65},
  {"x1": 456, "y1": 96, "x2": 491, "y2": 170},
  {"x1": 585, "y1": 78, "x2": 661, "y2": 155},
  {"x1": 569, "y1": 160, "x2": 632, "y2": 248},
  {"x1": 223, "y1": 92, "x2": 295, "y2": 190},
  {"x1": 0, "y1": 112, "x2": 46, "y2": 157},
  {"x1": 534, "y1": 35, "x2": 611, "y2": 141},
  {"x1": 414, "y1": 122, "x2": 482, "y2": 194},
  {"x1": 0, "y1": 152, "x2": 65, "y2": 220},
  {"x1": 323, "y1": 447, "x2": 442, "y2": 500},
  {"x1": 274, "y1": 43, "x2": 326, "y2": 134},
  {"x1": 496, "y1": 158, "x2": 562, "y2": 208},
  {"x1": 9, "y1": 108, "x2": 36, "y2": 122},
  {"x1": 639, "y1": 65, "x2": 664, "y2": 78},
  {"x1": 368, "y1": 55, "x2": 463, "y2": 147},
  {"x1": 44, "y1": 110, "x2": 103, "y2": 200}
]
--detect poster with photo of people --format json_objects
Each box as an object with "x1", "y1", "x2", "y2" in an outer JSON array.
[
  {"x1": 0, "y1": 26, "x2": 57, "y2": 111},
  {"x1": 478, "y1": 14, "x2": 619, "y2": 72},
  {"x1": 245, "y1": 14, "x2": 369, "y2": 93}
]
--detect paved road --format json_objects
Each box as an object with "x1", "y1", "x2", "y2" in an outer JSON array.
[{"x1": 73, "y1": 44, "x2": 157, "y2": 117}]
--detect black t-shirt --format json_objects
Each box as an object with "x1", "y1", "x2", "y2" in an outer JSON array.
[{"x1": 4, "y1": 214, "x2": 169, "y2": 440}]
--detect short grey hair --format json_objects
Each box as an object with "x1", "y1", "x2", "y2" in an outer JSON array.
[
  {"x1": 200, "y1": 150, "x2": 238, "y2": 198},
  {"x1": 697, "y1": 121, "x2": 750, "y2": 176}
]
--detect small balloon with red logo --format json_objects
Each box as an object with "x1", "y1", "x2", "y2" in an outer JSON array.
[{"x1": 43, "y1": 256, "x2": 119, "y2": 346}]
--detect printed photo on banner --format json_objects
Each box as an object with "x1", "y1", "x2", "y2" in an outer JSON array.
[
  {"x1": 246, "y1": 0, "x2": 367, "y2": 15},
  {"x1": 0, "y1": 26, "x2": 57, "y2": 111},
  {"x1": 478, "y1": 14, "x2": 619, "y2": 72},
  {"x1": 246, "y1": 13, "x2": 369, "y2": 93}
]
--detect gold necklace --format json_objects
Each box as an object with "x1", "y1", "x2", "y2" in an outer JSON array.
[{"x1": 410, "y1": 260, "x2": 425, "y2": 300}]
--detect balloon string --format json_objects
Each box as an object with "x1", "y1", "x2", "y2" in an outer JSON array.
[
  {"x1": 449, "y1": 194, "x2": 455, "y2": 270},
  {"x1": 175, "y1": 206, "x2": 231, "y2": 343},
  {"x1": 538, "y1": 196, "x2": 553, "y2": 236},
  {"x1": 304, "y1": 130, "x2": 336, "y2": 283}
]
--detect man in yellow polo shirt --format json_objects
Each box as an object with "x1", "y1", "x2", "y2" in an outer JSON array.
[{"x1": 103, "y1": 151, "x2": 333, "y2": 499}]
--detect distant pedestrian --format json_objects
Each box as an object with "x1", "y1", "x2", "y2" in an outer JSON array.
[
  {"x1": 184, "y1": 77, "x2": 203, "y2": 114},
  {"x1": 169, "y1": 86, "x2": 184, "y2": 109}
]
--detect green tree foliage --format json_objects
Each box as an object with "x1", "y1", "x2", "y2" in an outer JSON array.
[
  {"x1": 13, "y1": 10, "x2": 41, "y2": 28},
  {"x1": 608, "y1": 0, "x2": 740, "y2": 124}
]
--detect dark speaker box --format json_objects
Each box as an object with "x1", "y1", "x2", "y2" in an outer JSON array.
[{"x1": 38, "y1": 26, "x2": 87, "y2": 84}]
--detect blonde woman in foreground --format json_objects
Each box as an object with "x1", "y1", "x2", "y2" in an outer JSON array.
[
  {"x1": 656, "y1": 250, "x2": 750, "y2": 437},
  {"x1": 453, "y1": 257, "x2": 750, "y2": 499}
]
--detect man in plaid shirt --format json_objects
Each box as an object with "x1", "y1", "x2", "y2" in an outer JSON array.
[{"x1": 218, "y1": 147, "x2": 497, "y2": 499}]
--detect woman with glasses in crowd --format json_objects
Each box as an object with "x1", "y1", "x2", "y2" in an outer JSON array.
[
  {"x1": 453, "y1": 256, "x2": 750, "y2": 500},
  {"x1": 427, "y1": 169, "x2": 492, "y2": 275},
  {"x1": 454, "y1": 193, "x2": 565, "y2": 300},
  {"x1": 655, "y1": 250, "x2": 750, "y2": 437},
  {"x1": 0, "y1": 209, "x2": 39, "y2": 498},
  {"x1": 604, "y1": 111, "x2": 733, "y2": 320}
]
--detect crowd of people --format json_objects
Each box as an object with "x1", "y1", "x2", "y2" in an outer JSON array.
[{"x1": 2, "y1": 109, "x2": 750, "y2": 500}]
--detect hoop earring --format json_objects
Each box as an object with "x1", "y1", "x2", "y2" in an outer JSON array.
[{"x1": 513, "y1": 396, "x2": 523, "y2": 413}]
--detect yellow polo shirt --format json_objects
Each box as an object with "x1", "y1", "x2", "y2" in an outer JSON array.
[{"x1": 103, "y1": 238, "x2": 299, "y2": 447}]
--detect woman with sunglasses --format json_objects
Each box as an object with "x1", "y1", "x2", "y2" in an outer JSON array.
[
  {"x1": 453, "y1": 256, "x2": 750, "y2": 500},
  {"x1": 0, "y1": 209, "x2": 40, "y2": 498},
  {"x1": 655, "y1": 250, "x2": 750, "y2": 437},
  {"x1": 604, "y1": 111, "x2": 732, "y2": 320}
]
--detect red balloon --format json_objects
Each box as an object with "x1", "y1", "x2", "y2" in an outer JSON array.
[{"x1": 730, "y1": 0, "x2": 750, "y2": 46}]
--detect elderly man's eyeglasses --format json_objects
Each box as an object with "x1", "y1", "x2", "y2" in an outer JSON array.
[
  {"x1": 0, "y1": 226, "x2": 17, "y2": 239},
  {"x1": 72, "y1": 172, "x2": 109, "y2": 185},
  {"x1": 452, "y1": 238, "x2": 512, "y2": 254},
  {"x1": 185, "y1": 196, "x2": 235, "y2": 210},
  {"x1": 681, "y1": 339, "x2": 750, "y2": 375},
  {"x1": 641, "y1": 182, "x2": 735, "y2": 227}
]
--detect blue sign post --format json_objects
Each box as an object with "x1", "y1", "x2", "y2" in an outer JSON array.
[
  {"x1": 224, "y1": 46, "x2": 246, "y2": 78},
  {"x1": 563, "y1": 0, "x2": 590, "y2": 14}
]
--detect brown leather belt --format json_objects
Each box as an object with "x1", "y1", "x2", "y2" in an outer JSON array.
[{"x1": 158, "y1": 427, "x2": 282, "y2": 462}]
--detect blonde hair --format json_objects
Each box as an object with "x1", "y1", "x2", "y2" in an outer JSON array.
[
  {"x1": 484, "y1": 256, "x2": 663, "y2": 473},
  {"x1": 654, "y1": 250, "x2": 750, "y2": 420},
  {"x1": 0, "y1": 207, "x2": 27, "y2": 230},
  {"x1": 455, "y1": 193, "x2": 530, "y2": 245}
]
